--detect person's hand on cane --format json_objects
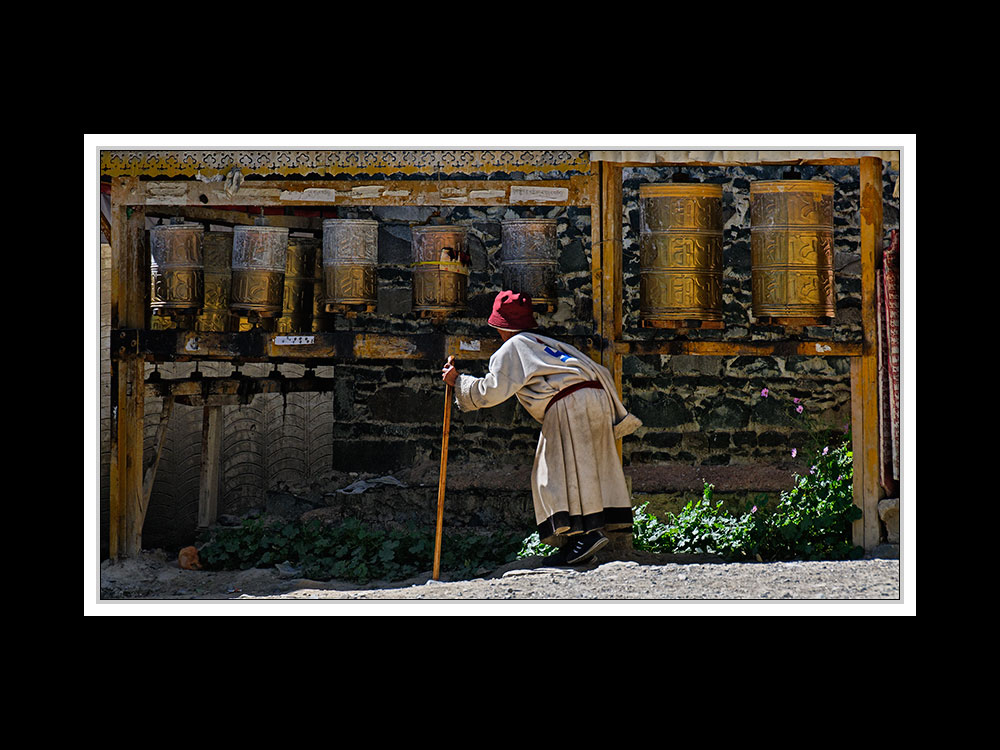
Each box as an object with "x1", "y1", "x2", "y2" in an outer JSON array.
[{"x1": 441, "y1": 355, "x2": 458, "y2": 387}]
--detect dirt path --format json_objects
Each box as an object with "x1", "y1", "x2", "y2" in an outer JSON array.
[{"x1": 97, "y1": 548, "x2": 903, "y2": 606}]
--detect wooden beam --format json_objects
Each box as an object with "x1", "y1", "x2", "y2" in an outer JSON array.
[
  {"x1": 617, "y1": 340, "x2": 862, "y2": 358},
  {"x1": 139, "y1": 176, "x2": 596, "y2": 208},
  {"x1": 109, "y1": 177, "x2": 146, "y2": 559},
  {"x1": 197, "y1": 405, "x2": 223, "y2": 529},
  {"x1": 145, "y1": 206, "x2": 321, "y2": 231},
  {"x1": 852, "y1": 157, "x2": 883, "y2": 552}
]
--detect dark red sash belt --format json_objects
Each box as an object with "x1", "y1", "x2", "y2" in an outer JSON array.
[{"x1": 544, "y1": 380, "x2": 603, "y2": 414}]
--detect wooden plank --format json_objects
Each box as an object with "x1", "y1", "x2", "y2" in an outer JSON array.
[
  {"x1": 109, "y1": 177, "x2": 146, "y2": 558},
  {"x1": 850, "y1": 357, "x2": 866, "y2": 549},
  {"x1": 197, "y1": 405, "x2": 223, "y2": 529},
  {"x1": 617, "y1": 340, "x2": 862, "y2": 357},
  {"x1": 607, "y1": 158, "x2": 863, "y2": 167},
  {"x1": 140, "y1": 176, "x2": 597, "y2": 208},
  {"x1": 591, "y1": 164, "x2": 604, "y2": 338},
  {"x1": 857, "y1": 156, "x2": 884, "y2": 551},
  {"x1": 146, "y1": 206, "x2": 321, "y2": 231},
  {"x1": 141, "y1": 395, "x2": 173, "y2": 518}
]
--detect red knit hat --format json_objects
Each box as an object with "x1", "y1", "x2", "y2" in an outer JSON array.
[{"x1": 488, "y1": 290, "x2": 537, "y2": 330}]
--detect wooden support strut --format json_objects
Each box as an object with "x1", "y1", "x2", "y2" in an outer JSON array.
[{"x1": 852, "y1": 157, "x2": 884, "y2": 552}]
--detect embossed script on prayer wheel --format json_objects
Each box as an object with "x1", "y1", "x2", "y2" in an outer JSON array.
[
  {"x1": 230, "y1": 225, "x2": 289, "y2": 318},
  {"x1": 196, "y1": 231, "x2": 233, "y2": 332},
  {"x1": 638, "y1": 183, "x2": 724, "y2": 326},
  {"x1": 321, "y1": 219, "x2": 378, "y2": 311},
  {"x1": 149, "y1": 223, "x2": 205, "y2": 315},
  {"x1": 750, "y1": 180, "x2": 835, "y2": 321},
  {"x1": 501, "y1": 218, "x2": 559, "y2": 311},
  {"x1": 276, "y1": 236, "x2": 318, "y2": 333},
  {"x1": 411, "y1": 225, "x2": 470, "y2": 314}
]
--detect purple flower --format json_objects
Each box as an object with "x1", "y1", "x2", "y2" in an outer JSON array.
[
  {"x1": 791, "y1": 448, "x2": 797, "y2": 458},
  {"x1": 796, "y1": 405, "x2": 804, "y2": 413},
  {"x1": 751, "y1": 505, "x2": 758, "y2": 513},
  {"x1": 822, "y1": 446, "x2": 829, "y2": 455},
  {"x1": 761, "y1": 388, "x2": 769, "y2": 398},
  {"x1": 793, "y1": 397, "x2": 801, "y2": 404}
]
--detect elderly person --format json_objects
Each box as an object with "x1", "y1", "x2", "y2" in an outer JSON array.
[{"x1": 441, "y1": 290, "x2": 641, "y2": 565}]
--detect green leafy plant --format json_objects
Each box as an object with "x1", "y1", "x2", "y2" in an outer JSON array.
[
  {"x1": 197, "y1": 517, "x2": 524, "y2": 584},
  {"x1": 758, "y1": 438, "x2": 862, "y2": 561}
]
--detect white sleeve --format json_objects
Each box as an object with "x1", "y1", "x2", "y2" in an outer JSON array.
[{"x1": 452, "y1": 347, "x2": 525, "y2": 412}]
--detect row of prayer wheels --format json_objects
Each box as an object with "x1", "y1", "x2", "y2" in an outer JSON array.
[
  {"x1": 149, "y1": 217, "x2": 562, "y2": 328},
  {"x1": 149, "y1": 179, "x2": 837, "y2": 330},
  {"x1": 639, "y1": 179, "x2": 836, "y2": 325}
]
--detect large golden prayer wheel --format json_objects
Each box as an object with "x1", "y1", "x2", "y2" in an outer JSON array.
[
  {"x1": 149, "y1": 222, "x2": 205, "y2": 315},
  {"x1": 196, "y1": 231, "x2": 233, "y2": 332},
  {"x1": 750, "y1": 180, "x2": 835, "y2": 320},
  {"x1": 638, "y1": 183, "x2": 724, "y2": 325},
  {"x1": 321, "y1": 219, "x2": 378, "y2": 311},
  {"x1": 276, "y1": 236, "x2": 318, "y2": 333},
  {"x1": 501, "y1": 218, "x2": 559, "y2": 311},
  {"x1": 230, "y1": 224, "x2": 289, "y2": 318},
  {"x1": 411, "y1": 225, "x2": 470, "y2": 314}
]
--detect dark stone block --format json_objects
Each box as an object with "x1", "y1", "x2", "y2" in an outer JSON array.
[
  {"x1": 367, "y1": 386, "x2": 441, "y2": 423},
  {"x1": 559, "y1": 239, "x2": 589, "y2": 273},
  {"x1": 695, "y1": 397, "x2": 750, "y2": 430},
  {"x1": 630, "y1": 393, "x2": 692, "y2": 428},
  {"x1": 331, "y1": 440, "x2": 417, "y2": 473}
]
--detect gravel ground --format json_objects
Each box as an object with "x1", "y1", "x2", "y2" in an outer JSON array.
[{"x1": 96, "y1": 547, "x2": 905, "y2": 611}]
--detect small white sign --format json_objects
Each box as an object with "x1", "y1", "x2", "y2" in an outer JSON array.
[
  {"x1": 459, "y1": 339, "x2": 481, "y2": 352},
  {"x1": 510, "y1": 185, "x2": 569, "y2": 203},
  {"x1": 815, "y1": 343, "x2": 832, "y2": 353},
  {"x1": 275, "y1": 335, "x2": 315, "y2": 346}
]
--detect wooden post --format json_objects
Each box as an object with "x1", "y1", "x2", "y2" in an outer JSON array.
[
  {"x1": 852, "y1": 157, "x2": 884, "y2": 552},
  {"x1": 599, "y1": 162, "x2": 624, "y2": 459},
  {"x1": 109, "y1": 177, "x2": 146, "y2": 558},
  {"x1": 197, "y1": 405, "x2": 224, "y2": 529}
]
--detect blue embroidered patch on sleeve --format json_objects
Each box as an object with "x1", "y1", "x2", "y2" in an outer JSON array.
[{"x1": 544, "y1": 345, "x2": 572, "y2": 363}]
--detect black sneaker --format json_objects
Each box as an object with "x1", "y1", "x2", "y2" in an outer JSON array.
[{"x1": 564, "y1": 530, "x2": 609, "y2": 565}]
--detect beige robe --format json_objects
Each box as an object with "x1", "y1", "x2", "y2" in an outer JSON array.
[{"x1": 454, "y1": 331, "x2": 641, "y2": 544}]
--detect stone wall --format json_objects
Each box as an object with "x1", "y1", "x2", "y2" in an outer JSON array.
[{"x1": 98, "y1": 162, "x2": 900, "y2": 556}]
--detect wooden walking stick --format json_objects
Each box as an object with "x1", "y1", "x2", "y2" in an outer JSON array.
[{"x1": 433, "y1": 357, "x2": 455, "y2": 581}]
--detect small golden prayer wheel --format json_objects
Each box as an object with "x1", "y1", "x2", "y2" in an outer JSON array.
[
  {"x1": 230, "y1": 224, "x2": 289, "y2": 318},
  {"x1": 321, "y1": 219, "x2": 379, "y2": 311},
  {"x1": 276, "y1": 236, "x2": 318, "y2": 333},
  {"x1": 149, "y1": 222, "x2": 205, "y2": 316},
  {"x1": 411, "y1": 225, "x2": 470, "y2": 315},
  {"x1": 196, "y1": 231, "x2": 234, "y2": 332},
  {"x1": 501, "y1": 218, "x2": 559, "y2": 311},
  {"x1": 750, "y1": 180, "x2": 835, "y2": 321},
  {"x1": 311, "y1": 243, "x2": 334, "y2": 332},
  {"x1": 638, "y1": 183, "x2": 724, "y2": 326}
]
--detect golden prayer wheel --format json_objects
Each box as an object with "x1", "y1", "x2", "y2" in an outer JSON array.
[
  {"x1": 196, "y1": 231, "x2": 234, "y2": 332},
  {"x1": 311, "y1": 244, "x2": 334, "y2": 332},
  {"x1": 501, "y1": 218, "x2": 559, "y2": 311},
  {"x1": 276, "y1": 236, "x2": 318, "y2": 333},
  {"x1": 750, "y1": 180, "x2": 835, "y2": 320},
  {"x1": 230, "y1": 224, "x2": 289, "y2": 318},
  {"x1": 638, "y1": 183, "x2": 724, "y2": 325},
  {"x1": 321, "y1": 219, "x2": 378, "y2": 311},
  {"x1": 149, "y1": 222, "x2": 205, "y2": 316},
  {"x1": 411, "y1": 225, "x2": 470, "y2": 314}
]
